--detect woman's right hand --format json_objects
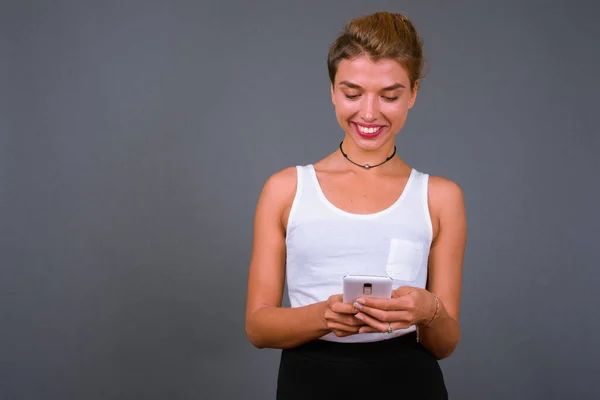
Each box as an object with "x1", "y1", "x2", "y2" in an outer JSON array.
[{"x1": 324, "y1": 294, "x2": 365, "y2": 337}]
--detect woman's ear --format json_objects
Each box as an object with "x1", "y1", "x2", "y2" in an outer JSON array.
[
  {"x1": 409, "y1": 80, "x2": 419, "y2": 109},
  {"x1": 330, "y1": 84, "x2": 336, "y2": 106}
]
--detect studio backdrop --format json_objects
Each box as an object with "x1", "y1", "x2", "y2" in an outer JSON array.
[{"x1": 1, "y1": 1, "x2": 598, "y2": 399}]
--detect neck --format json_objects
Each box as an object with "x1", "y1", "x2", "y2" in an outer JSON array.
[{"x1": 339, "y1": 139, "x2": 396, "y2": 170}]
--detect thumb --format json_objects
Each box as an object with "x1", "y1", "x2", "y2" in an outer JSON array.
[{"x1": 392, "y1": 286, "x2": 414, "y2": 298}]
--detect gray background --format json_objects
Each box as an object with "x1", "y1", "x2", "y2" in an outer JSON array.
[{"x1": 1, "y1": 0, "x2": 599, "y2": 399}]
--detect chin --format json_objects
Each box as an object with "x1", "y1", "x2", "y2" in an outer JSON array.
[
  {"x1": 356, "y1": 140, "x2": 383, "y2": 152},
  {"x1": 348, "y1": 132, "x2": 392, "y2": 151}
]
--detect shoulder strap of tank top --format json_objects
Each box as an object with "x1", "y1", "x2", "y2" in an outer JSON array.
[
  {"x1": 286, "y1": 164, "x2": 322, "y2": 232},
  {"x1": 410, "y1": 170, "x2": 433, "y2": 239}
]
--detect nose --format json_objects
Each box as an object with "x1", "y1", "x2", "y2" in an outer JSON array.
[{"x1": 360, "y1": 95, "x2": 379, "y2": 122}]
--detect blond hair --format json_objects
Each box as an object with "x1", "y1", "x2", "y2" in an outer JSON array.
[{"x1": 327, "y1": 11, "x2": 425, "y2": 89}]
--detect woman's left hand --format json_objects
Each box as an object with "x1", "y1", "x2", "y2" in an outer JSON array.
[{"x1": 353, "y1": 286, "x2": 436, "y2": 333}]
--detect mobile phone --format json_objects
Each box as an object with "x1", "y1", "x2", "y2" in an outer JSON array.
[{"x1": 342, "y1": 274, "x2": 393, "y2": 304}]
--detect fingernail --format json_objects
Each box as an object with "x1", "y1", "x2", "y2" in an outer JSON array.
[
  {"x1": 353, "y1": 302, "x2": 363, "y2": 310},
  {"x1": 355, "y1": 314, "x2": 364, "y2": 320},
  {"x1": 356, "y1": 298, "x2": 366, "y2": 304}
]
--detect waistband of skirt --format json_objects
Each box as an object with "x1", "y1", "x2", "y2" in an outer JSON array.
[{"x1": 282, "y1": 332, "x2": 423, "y2": 363}]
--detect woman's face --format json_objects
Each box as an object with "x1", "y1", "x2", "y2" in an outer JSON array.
[{"x1": 331, "y1": 55, "x2": 417, "y2": 152}]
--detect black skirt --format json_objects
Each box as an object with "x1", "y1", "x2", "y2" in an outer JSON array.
[{"x1": 276, "y1": 332, "x2": 447, "y2": 400}]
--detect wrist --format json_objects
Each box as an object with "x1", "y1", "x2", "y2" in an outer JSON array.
[
  {"x1": 419, "y1": 291, "x2": 439, "y2": 327},
  {"x1": 316, "y1": 301, "x2": 330, "y2": 332}
]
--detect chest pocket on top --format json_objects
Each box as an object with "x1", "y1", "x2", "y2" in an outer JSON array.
[{"x1": 385, "y1": 238, "x2": 425, "y2": 282}]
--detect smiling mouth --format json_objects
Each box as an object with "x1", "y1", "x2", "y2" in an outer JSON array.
[{"x1": 353, "y1": 122, "x2": 384, "y2": 137}]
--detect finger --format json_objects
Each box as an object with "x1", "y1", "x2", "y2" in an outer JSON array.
[
  {"x1": 392, "y1": 286, "x2": 415, "y2": 298},
  {"x1": 329, "y1": 294, "x2": 343, "y2": 303},
  {"x1": 353, "y1": 302, "x2": 388, "y2": 320},
  {"x1": 358, "y1": 326, "x2": 379, "y2": 334},
  {"x1": 328, "y1": 322, "x2": 361, "y2": 334},
  {"x1": 353, "y1": 303, "x2": 410, "y2": 323},
  {"x1": 354, "y1": 312, "x2": 387, "y2": 332},
  {"x1": 332, "y1": 329, "x2": 355, "y2": 337},
  {"x1": 356, "y1": 312, "x2": 412, "y2": 332},
  {"x1": 340, "y1": 314, "x2": 367, "y2": 326},
  {"x1": 355, "y1": 297, "x2": 397, "y2": 311},
  {"x1": 356, "y1": 296, "x2": 412, "y2": 311},
  {"x1": 328, "y1": 311, "x2": 366, "y2": 327},
  {"x1": 331, "y1": 301, "x2": 360, "y2": 315}
]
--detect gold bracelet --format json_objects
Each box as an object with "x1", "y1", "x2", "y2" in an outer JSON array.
[
  {"x1": 416, "y1": 291, "x2": 439, "y2": 343},
  {"x1": 422, "y1": 291, "x2": 439, "y2": 328}
]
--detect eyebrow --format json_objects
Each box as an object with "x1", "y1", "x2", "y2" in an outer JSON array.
[{"x1": 338, "y1": 81, "x2": 406, "y2": 91}]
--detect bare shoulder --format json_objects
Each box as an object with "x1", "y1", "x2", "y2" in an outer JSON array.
[
  {"x1": 428, "y1": 175, "x2": 465, "y2": 211},
  {"x1": 427, "y1": 175, "x2": 466, "y2": 238},
  {"x1": 259, "y1": 166, "x2": 298, "y2": 205},
  {"x1": 256, "y1": 166, "x2": 299, "y2": 228}
]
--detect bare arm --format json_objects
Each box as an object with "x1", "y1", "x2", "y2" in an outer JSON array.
[
  {"x1": 416, "y1": 176, "x2": 467, "y2": 359},
  {"x1": 244, "y1": 168, "x2": 361, "y2": 349},
  {"x1": 350, "y1": 176, "x2": 466, "y2": 359}
]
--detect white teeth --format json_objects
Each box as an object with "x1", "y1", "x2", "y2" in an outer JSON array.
[{"x1": 357, "y1": 125, "x2": 380, "y2": 134}]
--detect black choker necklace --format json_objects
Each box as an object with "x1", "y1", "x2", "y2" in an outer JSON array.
[{"x1": 339, "y1": 141, "x2": 396, "y2": 170}]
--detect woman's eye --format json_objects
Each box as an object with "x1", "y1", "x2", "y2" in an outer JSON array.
[{"x1": 343, "y1": 94, "x2": 398, "y2": 101}]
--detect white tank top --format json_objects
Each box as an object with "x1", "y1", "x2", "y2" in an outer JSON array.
[{"x1": 285, "y1": 164, "x2": 433, "y2": 343}]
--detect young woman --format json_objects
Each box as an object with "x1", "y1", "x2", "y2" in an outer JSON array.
[{"x1": 245, "y1": 11, "x2": 466, "y2": 399}]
